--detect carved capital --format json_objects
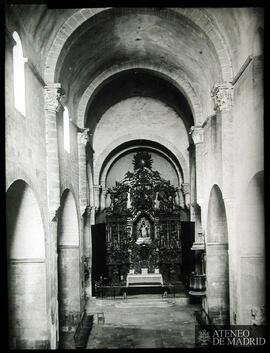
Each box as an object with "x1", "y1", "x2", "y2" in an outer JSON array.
[
  {"x1": 78, "y1": 128, "x2": 90, "y2": 146},
  {"x1": 85, "y1": 205, "x2": 94, "y2": 216},
  {"x1": 211, "y1": 82, "x2": 234, "y2": 112},
  {"x1": 181, "y1": 183, "x2": 190, "y2": 195},
  {"x1": 44, "y1": 84, "x2": 65, "y2": 112},
  {"x1": 190, "y1": 125, "x2": 204, "y2": 144}
]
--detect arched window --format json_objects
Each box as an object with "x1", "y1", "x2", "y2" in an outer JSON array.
[
  {"x1": 12, "y1": 31, "x2": 26, "y2": 115},
  {"x1": 63, "y1": 107, "x2": 70, "y2": 153}
]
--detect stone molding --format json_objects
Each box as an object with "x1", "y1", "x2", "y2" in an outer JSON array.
[
  {"x1": 211, "y1": 82, "x2": 234, "y2": 112},
  {"x1": 44, "y1": 84, "x2": 65, "y2": 112},
  {"x1": 190, "y1": 125, "x2": 204, "y2": 144}
]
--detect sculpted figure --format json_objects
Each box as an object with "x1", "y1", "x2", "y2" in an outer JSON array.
[{"x1": 140, "y1": 221, "x2": 149, "y2": 238}]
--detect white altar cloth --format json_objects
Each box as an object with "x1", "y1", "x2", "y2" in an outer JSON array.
[{"x1": 126, "y1": 273, "x2": 163, "y2": 286}]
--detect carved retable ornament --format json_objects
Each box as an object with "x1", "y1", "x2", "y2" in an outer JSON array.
[{"x1": 211, "y1": 82, "x2": 234, "y2": 112}]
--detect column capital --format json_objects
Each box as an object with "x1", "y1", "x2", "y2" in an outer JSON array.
[
  {"x1": 211, "y1": 81, "x2": 234, "y2": 112},
  {"x1": 44, "y1": 84, "x2": 65, "y2": 112},
  {"x1": 85, "y1": 205, "x2": 94, "y2": 216},
  {"x1": 78, "y1": 128, "x2": 90, "y2": 146},
  {"x1": 189, "y1": 125, "x2": 204, "y2": 144},
  {"x1": 181, "y1": 183, "x2": 190, "y2": 195}
]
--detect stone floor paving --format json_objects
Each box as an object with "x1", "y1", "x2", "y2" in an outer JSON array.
[{"x1": 85, "y1": 295, "x2": 200, "y2": 349}]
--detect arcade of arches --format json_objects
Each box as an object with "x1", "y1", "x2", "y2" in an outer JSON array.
[{"x1": 5, "y1": 6, "x2": 265, "y2": 349}]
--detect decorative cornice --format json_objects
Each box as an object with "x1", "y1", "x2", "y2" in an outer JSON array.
[
  {"x1": 211, "y1": 82, "x2": 234, "y2": 112},
  {"x1": 44, "y1": 84, "x2": 65, "y2": 112},
  {"x1": 189, "y1": 125, "x2": 204, "y2": 144}
]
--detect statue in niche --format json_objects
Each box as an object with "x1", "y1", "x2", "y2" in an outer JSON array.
[
  {"x1": 140, "y1": 221, "x2": 149, "y2": 238},
  {"x1": 136, "y1": 217, "x2": 152, "y2": 245}
]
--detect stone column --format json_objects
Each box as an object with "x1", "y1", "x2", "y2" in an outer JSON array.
[
  {"x1": 93, "y1": 185, "x2": 101, "y2": 210},
  {"x1": 44, "y1": 84, "x2": 64, "y2": 349},
  {"x1": 84, "y1": 205, "x2": 94, "y2": 299},
  {"x1": 176, "y1": 188, "x2": 185, "y2": 208},
  {"x1": 85, "y1": 153, "x2": 95, "y2": 226},
  {"x1": 44, "y1": 84, "x2": 64, "y2": 220},
  {"x1": 190, "y1": 125, "x2": 205, "y2": 239},
  {"x1": 211, "y1": 82, "x2": 234, "y2": 200},
  {"x1": 77, "y1": 128, "x2": 91, "y2": 304},
  {"x1": 190, "y1": 125, "x2": 204, "y2": 203},
  {"x1": 77, "y1": 128, "x2": 90, "y2": 217},
  {"x1": 181, "y1": 183, "x2": 190, "y2": 209},
  {"x1": 100, "y1": 185, "x2": 107, "y2": 210},
  {"x1": 210, "y1": 82, "x2": 234, "y2": 325}
]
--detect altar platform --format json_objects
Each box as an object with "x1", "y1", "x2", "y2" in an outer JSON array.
[
  {"x1": 126, "y1": 274, "x2": 163, "y2": 286},
  {"x1": 126, "y1": 268, "x2": 163, "y2": 287}
]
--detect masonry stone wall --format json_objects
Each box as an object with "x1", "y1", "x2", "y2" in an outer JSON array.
[
  {"x1": 231, "y1": 56, "x2": 264, "y2": 325},
  {"x1": 93, "y1": 96, "x2": 189, "y2": 174},
  {"x1": 5, "y1": 21, "x2": 52, "y2": 348},
  {"x1": 8, "y1": 262, "x2": 48, "y2": 349},
  {"x1": 199, "y1": 54, "x2": 264, "y2": 325},
  {"x1": 5, "y1": 16, "x2": 85, "y2": 348}
]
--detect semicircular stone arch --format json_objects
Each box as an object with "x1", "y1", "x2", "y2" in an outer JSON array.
[
  {"x1": 94, "y1": 134, "x2": 189, "y2": 186},
  {"x1": 100, "y1": 145, "x2": 183, "y2": 188},
  {"x1": 77, "y1": 63, "x2": 204, "y2": 128},
  {"x1": 6, "y1": 179, "x2": 48, "y2": 349},
  {"x1": 44, "y1": 8, "x2": 232, "y2": 84}
]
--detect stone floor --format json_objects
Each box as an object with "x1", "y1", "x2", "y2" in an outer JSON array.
[{"x1": 84, "y1": 294, "x2": 200, "y2": 349}]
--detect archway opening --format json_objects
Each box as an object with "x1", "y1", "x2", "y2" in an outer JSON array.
[
  {"x1": 57, "y1": 189, "x2": 80, "y2": 347},
  {"x1": 6, "y1": 180, "x2": 48, "y2": 349},
  {"x1": 206, "y1": 185, "x2": 229, "y2": 324}
]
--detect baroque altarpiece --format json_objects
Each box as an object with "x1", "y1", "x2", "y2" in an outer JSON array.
[{"x1": 103, "y1": 152, "x2": 189, "y2": 285}]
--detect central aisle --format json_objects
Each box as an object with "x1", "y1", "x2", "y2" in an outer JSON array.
[{"x1": 86, "y1": 295, "x2": 200, "y2": 349}]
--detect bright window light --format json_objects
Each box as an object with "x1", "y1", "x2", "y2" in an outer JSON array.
[
  {"x1": 12, "y1": 31, "x2": 25, "y2": 116},
  {"x1": 63, "y1": 107, "x2": 70, "y2": 153}
]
